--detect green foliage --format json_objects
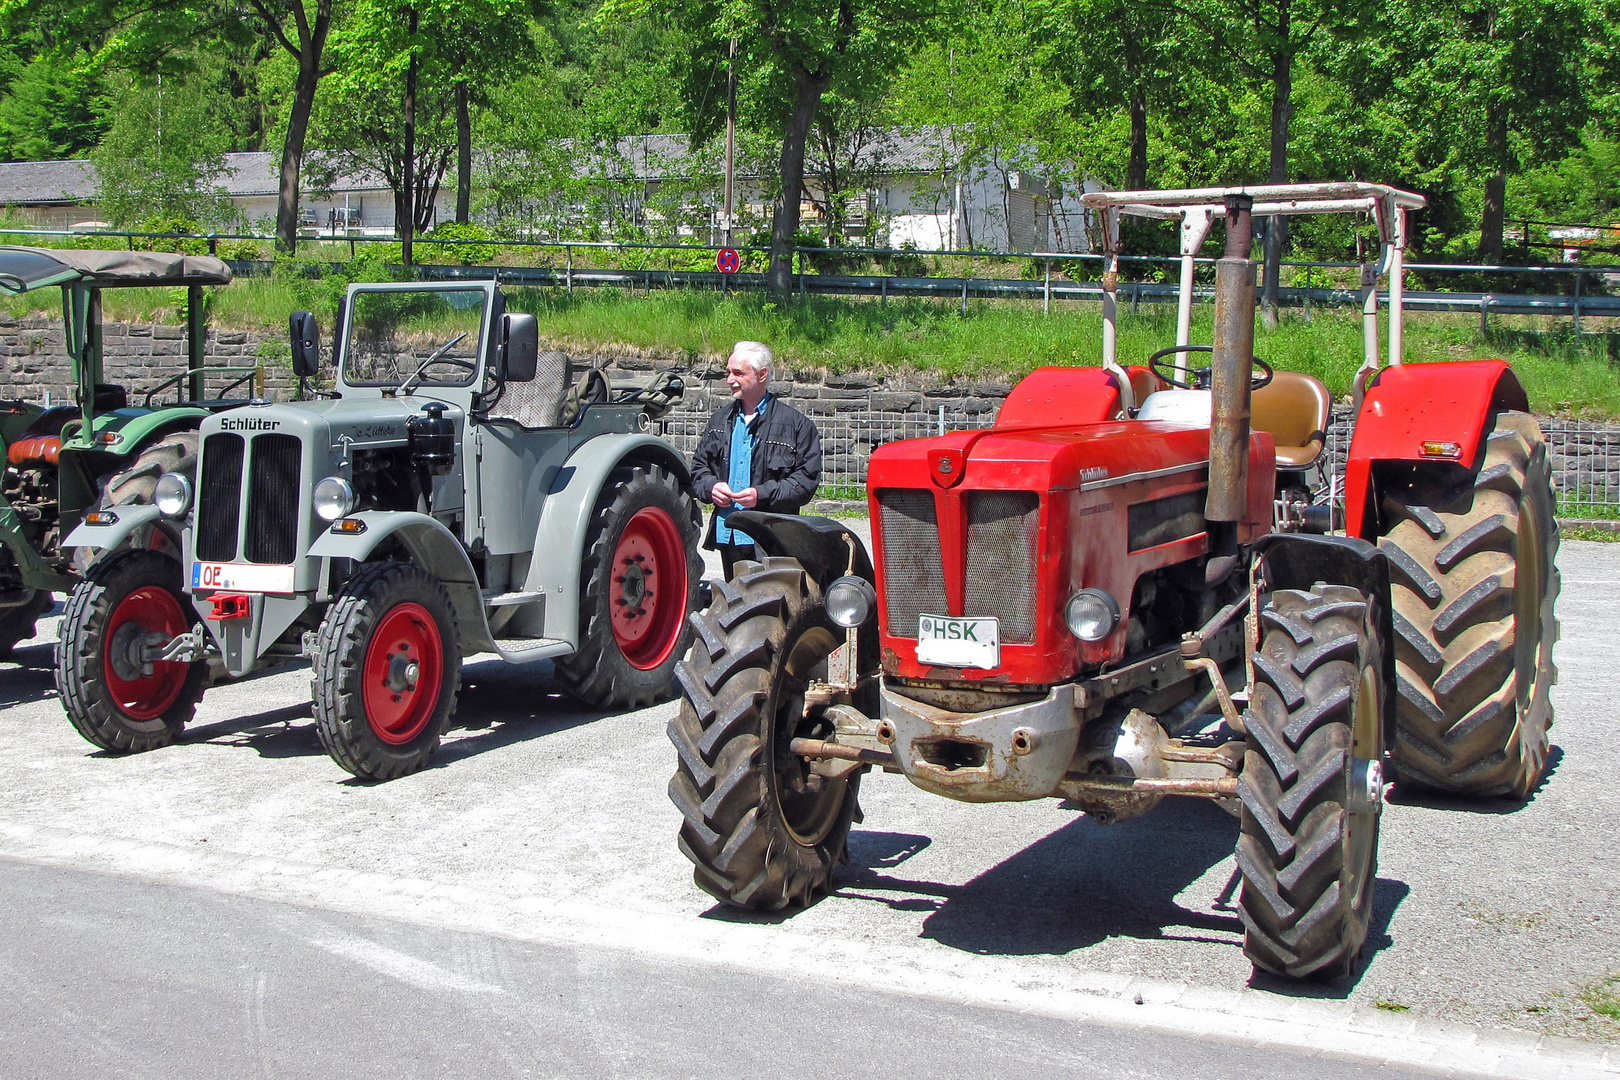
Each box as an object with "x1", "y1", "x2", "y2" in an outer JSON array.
[
  {"x1": 418, "y1": 220, "x2": 498, "y2": 264},
  {"x1": 89, "y1": 69, "x2": 240, "y2": 229}
]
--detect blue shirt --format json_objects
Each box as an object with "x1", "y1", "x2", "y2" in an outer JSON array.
[{"x1": 715, "y1": 394, "x2": 768, "y2": 546}]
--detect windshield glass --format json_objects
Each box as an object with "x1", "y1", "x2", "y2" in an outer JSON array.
[{"x1": 343, "y1": 288, "x2": 486, "y2": 387}]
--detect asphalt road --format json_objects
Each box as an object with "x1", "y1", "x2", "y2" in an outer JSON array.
[{"x1": 0, "y1": 529, "x2": 1616, "y2": 1077}]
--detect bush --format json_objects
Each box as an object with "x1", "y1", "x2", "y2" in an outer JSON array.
[
  {"x1": 222, "y1": 240, "x2": 264, "y2": 261},
  {"x1": 417, "y1": 221, "x2": 499, "y2": 265},
  {"x1": 133, "y1": 215, "x2": 209, "y2": 255}
]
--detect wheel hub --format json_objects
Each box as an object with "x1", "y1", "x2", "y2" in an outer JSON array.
[
  {"x1": 616, "y1": 555, "x2": 651, "y2": 618},
  {"x1": 108, "y1": 621, "x2": 151, "y2": 682},
  {"x1": 384, "y1": 651, "x2": 421, "y2": 694}
]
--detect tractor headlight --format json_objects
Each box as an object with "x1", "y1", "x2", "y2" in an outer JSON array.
[
  {"x1": 825, "y1": 575, "x2": 877, "y2": 628},
  {"x1": 313, "y1": 476, "x2": 356, "y2": 522},
  {"x1": 153, "y1": 473, "x2": 193, "y2": 518},
  {"x1": 1065, "y1": 589, "x2": 1120, "y2": 642}
]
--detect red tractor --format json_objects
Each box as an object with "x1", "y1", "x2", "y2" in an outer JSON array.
[{"x1": 668, "y1": 183, "x2": 1559, "y2": 980}]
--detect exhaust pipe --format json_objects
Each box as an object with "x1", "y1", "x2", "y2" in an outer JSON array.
[{"x1": 1204, "y1": 195, "x2": 1256, "y2": 581}]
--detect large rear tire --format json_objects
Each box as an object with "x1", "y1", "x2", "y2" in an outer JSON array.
[
  {"x1": 555, "y1": 463, "x2": 702, "y2": 709},
  {"x1": 1377, "y1": 411, "x2": 1559, "y2": 798},
  {"x1": 56, "y1": 548, "x2": 206, "y2": 753},
  {"x1": 1238, "y1": 583, "x2": 1383, "y2": 982},
  {"x1": 668, "y1": 557, "x2": 860, "y2": 910},
  {"x1": 312, "y1": 562, "x2": 461, "y2": 781}
]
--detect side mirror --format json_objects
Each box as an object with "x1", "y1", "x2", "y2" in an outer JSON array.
[
  {"x1": 290, "y1": 310, "x2": 320, "y2": 378},
  {"x1": 499, "y1": 312, "x2": 539, "y2": 383}
]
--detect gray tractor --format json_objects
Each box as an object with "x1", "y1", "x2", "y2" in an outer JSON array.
[{"x1": 59, "y1": 280, "x2": 703, "y2": 780}]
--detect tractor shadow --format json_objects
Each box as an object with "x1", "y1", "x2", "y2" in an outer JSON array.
[
  {"x1": 1385, "y1": 744, "x2": 1563, "y2": 813},
  {"x1": 0, "y1": 642, "x2": 58, "y2": 708},
  {"x1": 828, "y1": 801, "x2": 1406, "y2": 989}
]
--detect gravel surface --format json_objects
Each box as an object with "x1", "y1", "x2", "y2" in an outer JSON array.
[{"x1": 0, "y1": 530, "x2": 1613, "y2": 1045}]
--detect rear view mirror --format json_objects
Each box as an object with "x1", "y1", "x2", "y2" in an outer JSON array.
[
  {"x1": 289, "y1": 310, "x2": 320, "y2": 377},
  {"x1": 499, "y1": 313, "x2": 539, "y2": 383}
]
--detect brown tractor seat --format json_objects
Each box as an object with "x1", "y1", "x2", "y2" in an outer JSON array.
[{"x1": 1251, "y1": 370, "x2": 1331, "y2": 468}]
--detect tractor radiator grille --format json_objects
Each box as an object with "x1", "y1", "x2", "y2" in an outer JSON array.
[
  {"x1": 877, "y1": 488, "x2": 944, "y2": 637},
  {"x1": 244, "y1": 434, "x2": 302, "y2": 564},
  {"x1": 196, "y1": 433, "x2": 244, "y2": 561},
  {"x1": 964, "y1": 491, "x2": 1039, "y2": 643}
]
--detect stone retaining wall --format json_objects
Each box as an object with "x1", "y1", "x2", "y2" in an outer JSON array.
[{"x1": 3, "y1": 317, "x2": 1614, "y2": 508}]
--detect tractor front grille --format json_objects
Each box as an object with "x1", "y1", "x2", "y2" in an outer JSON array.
[
  {"x1": 877, "y1": 488, "x2": 945, "y2": 637},
  {"x1": 964, "y1": 491, "x2": 1039, "y2": 643},
  {"x1": 244, "y1": 434, "x2": 302, "y2": 563},
  {"x1": 196, "y1": 433, "x2": 244, "y2": 561}
]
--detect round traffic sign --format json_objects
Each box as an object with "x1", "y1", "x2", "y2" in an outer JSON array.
[{"x1": 717, "y1": 248, "x2": 740, "y2": 274}]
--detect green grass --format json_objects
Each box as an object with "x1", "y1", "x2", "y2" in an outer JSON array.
[
  {"x1": 6, "y1": 276, "x2": 1620, "y2": 416},
  {"x1": 1581, "y1": 975, "x2": 1620, "y2": 1019}
]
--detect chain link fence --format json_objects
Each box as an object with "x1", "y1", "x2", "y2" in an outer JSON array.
[{"x1": 660, "y1": 403, "x2": 1619, "y2": 517}]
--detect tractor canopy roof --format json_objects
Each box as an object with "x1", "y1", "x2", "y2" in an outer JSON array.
[{"x1": 0, "y1": 246, "x2": 232, "y2": 295}]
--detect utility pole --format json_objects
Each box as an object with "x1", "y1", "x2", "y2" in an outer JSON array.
[{"x1": 723, "y1": 38, "x2": 737, "y2": 247}]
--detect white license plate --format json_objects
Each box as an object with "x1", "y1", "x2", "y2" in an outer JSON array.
[
  {"x1": 191, "y1": 561, "x2": 295, "y2": 594},
  {"x1": 915, "y1": 614, "x2": 1000, "y2": 669}
]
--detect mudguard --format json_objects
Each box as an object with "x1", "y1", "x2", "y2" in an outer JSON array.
[
  {"x1": 62, "y1": 407, "x2": 211, "y2": 456},
  {"x1": 522, "y1": 431, "x2": 694, "y2": 645},
  {"x1": 726, "y1": 511, "x2": 874, "y2": 593},
  {"x1": 308, "y1": 511, "x2": 490, "y2": 652},
  {"x1": 1343, "y1": 360, "x2": 1529, "y2": 539},
  {"x1": 63, "y1": 502, "x2": 165, "y2": 552},
  {"x1": 1250, "y1": 532, "x2": 1397, "y2": 752}
]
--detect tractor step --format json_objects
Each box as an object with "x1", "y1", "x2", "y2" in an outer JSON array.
[
  {"x1": 485, "y1": 590, "x2": 546, "y2": 607},
  {"x1": 490, "y1": 636, "x2": 571, "y2": 663}
]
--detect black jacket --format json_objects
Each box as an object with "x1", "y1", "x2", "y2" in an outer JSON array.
[{"x1": 691, "y1": 395, "x2": 822, "y2": 545}]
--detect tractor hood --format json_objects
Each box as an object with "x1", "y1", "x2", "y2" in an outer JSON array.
[{"x1": 196, "y1": 394, "x2": 449, "y2": 448}]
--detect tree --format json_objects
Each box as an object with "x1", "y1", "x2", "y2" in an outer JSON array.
[
  {"x1": 0, "y1": 36, "x2": 110, "y2": 161},
  {"x1": 89, "y1": 69, "x2": 238, "y2": 227},
  {"x1": 616, "y1": 0, "x2": 939, "y2": 297}
]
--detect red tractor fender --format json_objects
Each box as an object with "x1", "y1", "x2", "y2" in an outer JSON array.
[
  {"x1": 995, "y1": 367, "x2": 1126, "y2": 426},
  {"x1": 1343, "y1": 360, "x2": 1530, "y2": 539}
]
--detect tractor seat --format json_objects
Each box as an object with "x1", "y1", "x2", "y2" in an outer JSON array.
[
  {"x1": 1251, "y1": 371, "x2": 1331, "y2": 468},
  {"x1": 485, "y1": 350, "x2": 570, "y2": 428}
]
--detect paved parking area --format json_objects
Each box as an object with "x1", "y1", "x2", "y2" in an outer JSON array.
[{"x1": 0, "y1": 531, "x2": 1615, "y2": 1064}]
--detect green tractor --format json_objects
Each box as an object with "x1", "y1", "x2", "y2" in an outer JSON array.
[{"x1": 0, "y1": 246, "x2": 255, "y2": 656}]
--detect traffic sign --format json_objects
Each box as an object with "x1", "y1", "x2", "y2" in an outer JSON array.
[{"x1": 717, "y1": 248, "x2": 740, "y2": 274}]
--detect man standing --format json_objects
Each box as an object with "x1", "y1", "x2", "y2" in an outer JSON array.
[{"x1": 691, "y1": 341, "x2": 822, "y2": 576}]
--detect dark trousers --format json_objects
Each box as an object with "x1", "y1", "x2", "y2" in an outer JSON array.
[{"x1": 717, "y1": 542, "x2": 758, "y2": 578}]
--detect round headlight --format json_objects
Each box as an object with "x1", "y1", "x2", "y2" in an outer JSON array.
[
  {"x1": 825, "y1": 575, "x2": 877, "y2": 628},
  {"x1": 1065, "y1": 589, "x2": 1120, "y2": 641},
  {"x1": 313, "y1": 476, "x2": 356, "y2": 522},
  {"x1": 153, "y1": 472, "x2": 193, "y2": 518}
]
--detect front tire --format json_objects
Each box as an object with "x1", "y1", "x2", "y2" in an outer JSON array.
[
  {"x1": 1378, "y1": 411, "x2": 1559, "y2": 797},
  {"x1": 1238, "y1": 582, "x2": 1383, "y2": 981},
  {"x1": 56, "y1": 548, "x2": 206, "y2": 753},
  {"x1": 312, "y1": 562, "x2": 461, "y2": 781},
  {"x1": 669, "y1": 557, "x2": 860, "y2": 910},
  {"x1": 555, "y1": 463, "x2": 702, "y2": 709}
]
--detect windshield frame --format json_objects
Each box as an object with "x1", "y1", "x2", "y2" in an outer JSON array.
[{"x1": 336, "y1": 280, "x2": 497, "y2": 392}]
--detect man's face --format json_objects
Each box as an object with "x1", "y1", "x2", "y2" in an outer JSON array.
[{"x1": 726, "y1": 355, "x2": 769, "y2": 405}]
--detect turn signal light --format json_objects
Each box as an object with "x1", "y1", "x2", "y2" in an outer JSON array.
[
  {"x1": 96, "y1": 431, "x2": 121, "y2": 446},
  {"x1": 84, "y1": 510, "x2": 118, "y2": 525},
  {"x1": 330, "y1": 518, "x2": 367, "y2": 534},
  {"x1": 1420, "y1": 441, "x2": 1463, "y2": 458}
]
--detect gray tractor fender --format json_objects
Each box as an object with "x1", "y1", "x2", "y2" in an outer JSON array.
[
  {"x1": 1249, "y1": 532, "x2": 1397, "y2": 753},
  {"x1": 307, "y1": 511, "x2": 496, "y2": 654},
  {"x1": 522, "y1": 432, "x2": 692, "y2": 645},
  {"x1": 63, "y1": 503, "x2": 168, "y2": 553}
]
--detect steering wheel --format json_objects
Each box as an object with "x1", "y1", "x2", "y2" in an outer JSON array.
[{"x1": 1146, "y1": 344, "x2": 1273, "y2": 391}]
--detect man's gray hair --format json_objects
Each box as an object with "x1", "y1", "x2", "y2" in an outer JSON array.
[{"x1": 731, "y1": 340, "x2": 773, "y2": 374}]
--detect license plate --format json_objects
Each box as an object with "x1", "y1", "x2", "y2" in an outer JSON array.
[
  {"x1": 191, "y1": 561, "x2": 295, "y2": 594},
  {"x1": 915, "y1": 614, "x2": 1000, "y2": 669}
]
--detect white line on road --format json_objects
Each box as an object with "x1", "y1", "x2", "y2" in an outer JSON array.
[
  {"x1": 309, "y1": 929, "x2": 507, "y2": 995},
  {"x1": 0, "y1": 819, "x2": 1612, "y2": 1080}
]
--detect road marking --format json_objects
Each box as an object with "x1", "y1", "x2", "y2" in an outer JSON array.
[
  {"x1": 309, "y1": 929, "x2": 505, "y2": 995},
  {"x1": 0, "y1": 818, "x2": 1613, "y2": 1080}
]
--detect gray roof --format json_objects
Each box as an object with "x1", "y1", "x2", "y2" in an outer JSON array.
[{"x1": 0, "y1": 152, "x2": 390, "y2": 207}]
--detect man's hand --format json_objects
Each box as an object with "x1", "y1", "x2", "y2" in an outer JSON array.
[
  {"x1": 711, "y1": 482, "x2": 735, "y2": 508},
  {"x1": 733, "y1": 487, "x2": 759, "y2": 508}
]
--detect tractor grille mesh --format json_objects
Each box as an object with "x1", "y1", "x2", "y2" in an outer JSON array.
[
  {"x1": 244, "y1": 434, "x2": 302, "y2": 564},
  {"x1": 964, "y1": 491, "x2": 1039, "y2": 643},
  {"x1": 877, "y1": 488, "x2": 944, "y2": 637},
  {"x1": 196, "y1": 433, "x2": 243, "y2": 561}
]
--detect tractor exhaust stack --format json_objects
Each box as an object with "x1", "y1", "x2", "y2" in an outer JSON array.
[{"x1": 1204, "y1": 195, "x2": 1256, "y2": 582}]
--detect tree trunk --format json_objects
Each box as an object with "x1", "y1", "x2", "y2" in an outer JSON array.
[
  {"x1": 401, "y1": 15, "x2": 419, "y2": 269},
  {"x1": 1127, "y1": 85, "x2": 1148, "y2": 191},
  {"x1": 455, "y1": 82, "x2": 471, "y2": 224},
  {"x1": 767, "y1": 66, "x2": 828, "y2": 300},
  {"x1": 276, "y1": 56, "x2": 320, "y2": 254},
  {"x1": 1261, "y1": 25, "x2": 1292, "y2": 330},
  {"x1": 1479, "y1": 168, "x2": 1506, "y2": 262}
]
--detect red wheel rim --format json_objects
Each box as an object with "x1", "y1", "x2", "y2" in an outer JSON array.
[
  {"x1": 608, "y1": 507, "x2": 688, "y2": 670},
  {"x1": 103, "y1": 586, "x2": 190, "y2": 720},
  {"x1": 362, "y1": 603, "x2": 444, "y2": 745}
]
